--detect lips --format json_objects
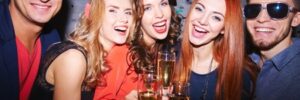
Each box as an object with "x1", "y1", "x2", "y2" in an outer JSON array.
[
  {"x1": 114, "y1": 25, "x2": 128, "y2": 36},
  {"x1": 255, "y1": 27, "x2": 274, "y2": 33},
  {"x1": 152, "y1": 20, "x2": 167, "y2": 34},
  {"x1": 31, "y1": 3, "x2": 51, "y2": 9},
  {"x1": 192, "y1": 25, "x2": 208, "y2": 38}
]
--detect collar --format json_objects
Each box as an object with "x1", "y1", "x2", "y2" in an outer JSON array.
[
  {"x1": 250, "y1": 38, "x2": 300, "y2": 71},
  {"x1": 271, "y1": 38, "x2": 300, "y2": 71},
  {"x1": 0, "y1": 0, "x2": 15, "y2": 42}
]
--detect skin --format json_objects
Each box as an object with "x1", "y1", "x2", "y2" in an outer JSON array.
[
  {"x1": 188, "y1": 0, "x2": 226, "y2": 74},
  {"x1": 45, "y1": 0, "x2": 134, "y2": 99},
  {"x1": 9, "y1": 0, "x2": 62, "y2": 52},
  {"x1": 125, "y1": 0, "x2": 173, "y2": 99},
  {"x1": 246, "y1": 0, "x2": 300, "y2": 64},
  {"x1": 100, "y1": 0, "x2": 134, "y2": 51},
  {"x1": 141, "y1": 0, "x2": 171, "y2": 46}
]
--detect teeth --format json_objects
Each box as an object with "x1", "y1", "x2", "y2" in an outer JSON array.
[
  {"x1": 256, "y1": 28, "x2": 273, "y2": 32},
  {"x1": 194, "y1": 26, "x2": 207, "y2": 32},
  {"x1": 115, "y1": 26, "x2": 127, "y2": 31},
  {"x1": 33, "y1": 4, "x2": 49, "y2": 9},
  {"x1": 153, "y1": 21, "x2": 166, "y2": 27}
]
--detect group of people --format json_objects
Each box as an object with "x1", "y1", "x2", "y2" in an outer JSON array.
[{"x1": 0, "y1": 0, "x2": 299, "y2": 100}]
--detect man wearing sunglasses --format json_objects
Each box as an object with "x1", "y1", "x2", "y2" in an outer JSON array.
[{"x1": 244, "y1": 0, "x2": 300, "y2": 99}]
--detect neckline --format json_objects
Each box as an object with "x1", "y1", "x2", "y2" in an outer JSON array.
[{"x1": 200, "y1": 57, "x2": 213, "y2": 100}]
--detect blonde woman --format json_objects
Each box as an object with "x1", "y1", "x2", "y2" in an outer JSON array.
[{"x1": 30, "y1": 0, "x2": 136, "y2": 100}]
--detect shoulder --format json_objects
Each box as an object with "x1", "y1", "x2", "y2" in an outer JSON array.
[
  {"x1": 0, "y1": 0, "x2": 14, "y2": 42},
  {"x1": 51, "y1": 48, "x2": 87, "y2": 70},
  {"x1": 50, "y1": 48, "x2": 87, "y2": 84}
]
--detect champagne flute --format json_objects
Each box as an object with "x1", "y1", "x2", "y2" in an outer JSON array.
[
  {"x1": 157, "y1": 51, "x2": 176, "y2": 97},
  {"x1": 138, "y1": 69, "x2": 158, "y2": 100},
  {"x1": 169, "y1": 82, "x2": 190, "y2": 100}
]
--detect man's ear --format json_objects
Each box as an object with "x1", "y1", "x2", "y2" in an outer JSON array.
[{"x1": 292, "y1": 12, "x2": 300, "y2": 27}]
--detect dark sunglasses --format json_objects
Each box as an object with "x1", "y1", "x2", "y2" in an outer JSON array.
[{"x1": 244, "y1": 3, "x2": 298, "y2": 20}]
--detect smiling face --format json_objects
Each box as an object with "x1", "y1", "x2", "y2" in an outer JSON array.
[
  {"x1": 246, "y1": 0, "x2": 299, "y2": 50},
  {"x1": 10, "y1": 0, "x2": 62, "y2": 25},
  {"x1": 188, "y1": 0, "x2": 226, "y2": 46},
  {"x1": 100, "y1": 0, "x2": 134, "y2": 50},
  {"x1": 141, "y1": 0, "x2": 171, "y2": 45}
]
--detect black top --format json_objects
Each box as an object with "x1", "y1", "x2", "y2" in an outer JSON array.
[
  {"x1": 30, "y1": 41, "x2": 94, "y2": 100},
  {"x1": 189, "y1": 69, "x2": 252, "y2": 100}
]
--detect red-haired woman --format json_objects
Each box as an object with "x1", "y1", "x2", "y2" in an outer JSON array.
[{"x1": 176, "y1": 0, "x2": 258, "y2": 100}]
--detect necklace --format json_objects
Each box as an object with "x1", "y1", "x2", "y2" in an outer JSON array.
[{"x1": 200, "y1": 57, "x2": 213, "y2": 100}]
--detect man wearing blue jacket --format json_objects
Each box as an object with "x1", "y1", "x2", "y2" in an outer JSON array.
[{"x1": 0, "y1": 0, "x2": 62, "y2": 99}]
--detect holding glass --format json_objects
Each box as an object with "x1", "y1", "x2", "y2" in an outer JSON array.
[
  {"x1": 157, "y1": 51, "x2": 176, "y2": 97},
  {"x1": 138, "y1": 69, "x2": 158, "y2": 100},
  {"x1": 169, "y1": 82, "x2": 190, "y2": 100}
]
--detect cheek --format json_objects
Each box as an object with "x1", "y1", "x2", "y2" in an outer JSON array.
[
  {"x1": 163, "y1": 7, "x2": 172, "y2": 19},
  {"x1": 141, "y1": 16, "x2": 151, "y2": 28},
  {"x1": 210, "y1": 24, "x2": 224, "y2": 35},
  {"x1": 56, "y1": 1, "x2": 63, "y2": 12},
  {"x1": 101, "y1": 20, "x2": 114, "y2": 34},
  {"x1": 128, "y1": 17, "x2": 134, "y2": 26}
]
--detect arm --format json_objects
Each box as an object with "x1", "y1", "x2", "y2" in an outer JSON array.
[{"x1": 51, "y1": 49, "x2": 87, "y2": 100}]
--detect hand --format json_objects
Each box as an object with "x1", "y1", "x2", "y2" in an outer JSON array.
[{"x1": 125, "y1": 90, "x2": 138, "y2": 100}]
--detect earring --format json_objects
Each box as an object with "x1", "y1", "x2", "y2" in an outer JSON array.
[{"x1": 84, "y1": 3, "x2": 91, "y2": 18}]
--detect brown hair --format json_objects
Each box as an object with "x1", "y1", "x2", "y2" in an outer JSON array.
[
  {"x1": 128, "y1": 0, "x2": 180, "y2": 74},
  {"x1": 294, "y1": 0, "x2": 300, "y2": 9},
  {"x1": 177, "y1": 0, "x2": 258, "y2": 99}
]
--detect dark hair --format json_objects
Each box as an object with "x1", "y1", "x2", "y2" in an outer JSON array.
[
  {"x1": 293, "y1": 0, "x2": 300, "y2": 9},
  {"x1": 128, "y1": 0, "x2": 180, "y2": 74}
]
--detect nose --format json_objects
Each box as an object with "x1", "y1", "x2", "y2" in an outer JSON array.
[
  {"x1": 199, "y1": 13, "x2": 209, "y2": 26},
  {"x1": 119, "y1": 14, "x2": 128, "y2": 23},
  {"x1": 154, "y1": 8, "x2": 164, "y2": 19},
  {"x1": 40, "y1": 0, "x2": 50, "y2": 3},
  {"x1": 256, "y1": 9, "x2": 271, "y2": 23}
]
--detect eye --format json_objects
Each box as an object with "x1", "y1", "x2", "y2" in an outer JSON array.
[
  {"x1": 212, "y1": 15, "x2": 223, "y2": 22},
  {"x1": 125, "y1": 11, "x2": 132, "y2": 15},
  {"x1": 195, "y1": 6, "x2": 204, "y2": 12},
  {"x1": 144, "y1": 6, "x2": 151, "y2": 11},
  {"x1": 161, "y1": 1, "x2": 169, "y2": 7},
  {"x1": 109, "y1": 9, "x2": 117, "y2": 13}
]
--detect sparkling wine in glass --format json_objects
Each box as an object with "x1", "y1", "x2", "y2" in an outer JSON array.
[
  {"x1": 157, "y1": 51, "x2": 176, "y2": 98},
  {"x1": 169, "y1": 82, "x2": 190, "y2": 100},
  {"x1": 138, "y1": 70, "x2": 158, "y2": 100}
]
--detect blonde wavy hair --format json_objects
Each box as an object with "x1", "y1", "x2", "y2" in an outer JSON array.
[{"x1": 67, "y1": 0, "x2": 137, "y2": 90}]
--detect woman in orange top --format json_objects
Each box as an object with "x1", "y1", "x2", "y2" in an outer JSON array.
[
  {"x1": 93, "y1": 45, "x2": 139, "y2": 99},
  {"x1": 92, "y1": 0, "x2": 138, "y2": 99}
]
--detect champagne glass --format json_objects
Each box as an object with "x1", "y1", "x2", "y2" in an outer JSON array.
[
  {"x1": 169, "y1": 82, "x2": 190, "y2": 100},
  {"x1": 157, "y1": 51, "x2": 176, "y2": 97},
  {"x1": 138, "y1": 69, "x2": 158, "y2": 100}
]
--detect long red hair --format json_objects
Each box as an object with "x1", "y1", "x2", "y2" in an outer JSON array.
[{"x1": 177, "y1": 0, "x2": 258, "y2": 99}]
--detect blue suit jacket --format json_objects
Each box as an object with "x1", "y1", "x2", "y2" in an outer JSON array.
[{"x1": 0, "y1": 0, "x2": 61, "y2": 99}]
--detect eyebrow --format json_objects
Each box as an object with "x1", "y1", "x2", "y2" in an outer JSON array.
[
  {"x1": 144, "y1": 0, "x2": 167, "y2": 7},
  {"x1": 108, "y1": 5, "x2": 119, "y2": 9},
  {"x1": 108, "y1": 5, "x2": 132, "y2": 11},
  {"x1": 195, "y1": 3, "x2": 205, "y2": 9},
  {"x1": 212, "y1": 11, "x2": 225, "y2": 17},
  {"x1": 195, "y1": 2, "x2": 225, "y2": 17}
]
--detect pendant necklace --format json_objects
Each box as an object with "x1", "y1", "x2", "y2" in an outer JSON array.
[{"x1": 201, "y1": 57, "x2": 213, "y2": 100}]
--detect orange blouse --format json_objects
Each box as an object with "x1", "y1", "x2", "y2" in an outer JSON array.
[{"x1": 93, "y1": 45, "x2": 138, "y2": 100}]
